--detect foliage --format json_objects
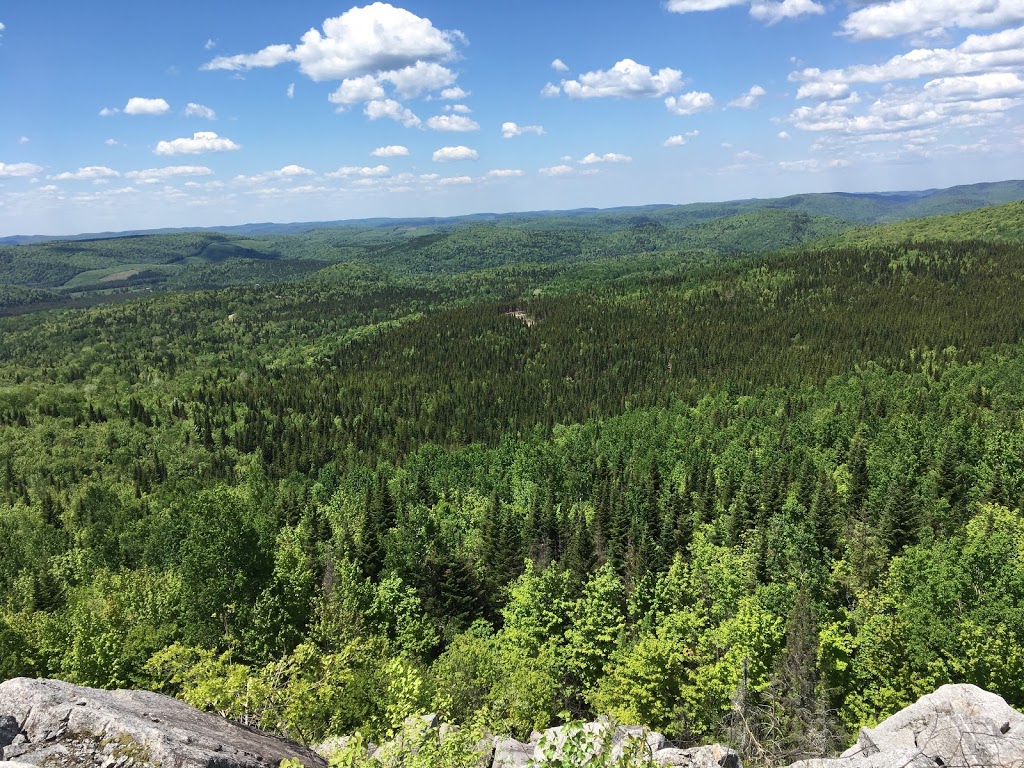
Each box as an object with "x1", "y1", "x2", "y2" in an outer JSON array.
[
  {"x1": 830, "y1": 201, "x2": 1024, "y2": 246},
  {"x1": 528, "y1": 718, "x2": 659, "y2": 768},
  {"x1": 4, "y1": 198, "x2": 1024, "y2": 762}
]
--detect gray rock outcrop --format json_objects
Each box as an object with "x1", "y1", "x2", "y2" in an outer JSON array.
[
  {"x1": 656, "y1": 744, "x2": 741, "y2": 768},
  {"x1": 6, "y1": 677, "x2": 1021, "y2": 768},
  {"x1": 788, "y1": 684, "x2": 1024, "y2": 768},
  {"x1": 492, "y1": 737, "x2": 533, "y2": 768},
  {"x1": 0, "y1": 677, "x2": 327, "y2": 768}
]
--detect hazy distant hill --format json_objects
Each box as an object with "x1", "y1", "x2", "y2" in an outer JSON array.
[
  {"x1": 3, "y1": 181, "x2": 1024, "y2": 313},
  {"x1": 3, "y1": 178, "x2": 1023, "y2": 245}
]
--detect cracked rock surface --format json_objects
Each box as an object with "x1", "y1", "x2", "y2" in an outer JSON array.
[
  {"x1": 0, "y1": 678, "x2": 327, "y2": 768},
  {"x1": 787, "y1": 684, "x2": 1024, "y2": 768}
]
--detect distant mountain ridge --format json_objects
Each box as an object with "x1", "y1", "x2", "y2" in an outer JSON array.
[{"x1": 4, "y1": 178, "x2": 1023, "y2": 245}]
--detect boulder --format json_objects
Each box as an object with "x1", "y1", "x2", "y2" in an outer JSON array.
[
  {"x1": 655, "y1": 744, "x2": 741, "y2": 768},
  {"x1": 788, "y1": 684, "x2": 1024, "y2": 768},
  {"x1": 0, "y1": 677, "x2": 327, "y2": 768},
  {"x1": 493, "y1": 737, "x2": 533, "y2": 768},
  {"x1": 788, "y1": 752, "x2": 935, "y2": 768}
]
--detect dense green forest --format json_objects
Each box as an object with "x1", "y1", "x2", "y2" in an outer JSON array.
[{"x1": 3, "y1": 195, "x2": 1024, "y2": 763}]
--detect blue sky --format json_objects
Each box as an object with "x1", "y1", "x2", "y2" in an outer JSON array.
[{"x1": 3, "y1": 0, "x2": 1024, "y2": 235}]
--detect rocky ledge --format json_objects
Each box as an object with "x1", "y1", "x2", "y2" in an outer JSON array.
[
  {"x1": 789, "y1": 684, "x2": 1024, "y2": 768},
  {"x1": 0, "y1": 677, "x2": 326, "y2": 768},
  {"x1": 2, "y1": 678, "x2": 1023, "y2": 768}
]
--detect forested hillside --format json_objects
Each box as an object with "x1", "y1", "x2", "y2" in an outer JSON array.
[
  {"x1": 832, "y1": 200, "x2": 1024, "y2": 246},
  {"x1": 2, "y1": 179, "x2": 1023, "y2": 312},
  {"x1": 0, "y1": 209, "x2": 844, "y2": 305},
  {"x1": 2, "y1": 199, "x2": 1024, "y2": 763}
]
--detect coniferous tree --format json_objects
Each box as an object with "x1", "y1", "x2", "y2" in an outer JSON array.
[
  {"x1": 808, "y1": 470, "x2": 840, "y2": 556},
  {"x1": 845, "y1": 428, "x2": 870, "y2": 520},
  {"x1": 879, "y1": 475, "x2": 917, "y2": 555}
]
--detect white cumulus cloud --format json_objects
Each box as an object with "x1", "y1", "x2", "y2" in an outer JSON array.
[
  {"x1": 280, "y1": 164, "x2": 314, "y2": 176},
  {"x1": 202, "y1": 4, "x2": 463, "y2": 83},
  {"x1": 330, "y1": 75, "x2": 387, "y2": 105},
  {"x1": 18, "y1": 136, "x2": 29, "y2": 145},
  {"x1": 154, "y1": 131, "x2": 240, "y2": 155},
  {"x1": 184, "y1": 103, "x2": 217, "y2": 119},
  {"x1": 787, "y1": 26, "x2": 1024, "y2": 144},
  {"x1": 125, "y1": 97, "x2": 171, "y2": 116},
  {"x1": 791, "y1": 27, "x2": 1024, "y2": 88},
  {"x1": 440, "y1": 86, "x2": 468, "y2": 100},
  {"x1": 728, "y1": 85, "x2": 767, "y2": 108},
  {"x1": 786, "y1": 71, "x2": 1024, "y2": 137},
  {"x1": 364, "y1": 99, "x2": 421, "y2": 127},
  {"x1": 426, "y1": 114, "x2": 481, "y2": 131},
  {"x1": 665, "y1": 91, "x2": 715, "y2": 115},
  {"x1": 841, "y1": 0, "x2": 1024, "y2": 40},
  {"x1": 99, "y1": 107, "x2": 120, "y2": 117},
  {"x1": 502, "y1": 122, "x2": 545, "y2": 138},
  {"x1": 796, "y1": 82, "x2": 852, "y2": 101},
  {"x1": 487, "y1": 169, "x2": 525, "y2": 177},
  {"x1": 439, "y1": 175, "x2": 473, "y2": 185},
  {"x1": 287, "y1": 83, "x2": 296, "y2": 99},
  {"x1": 372, "y1": 145, "x2": 410, "y2": 157},
  {"x1": 551, "y1": 58, "x2": 569, "y2": 72},
  {"x1": 432, "y1": 146, "x2": 479, "y2": 162},
  {"x1": 382, "y1": 61, "x2": 456, "y2": 99},
  {"x1": 0, "y1": 162, "x2": 43, "y2": 178},
  {"x1": 924, "y1": 72, "x2": 1024, "y2": 100},
  {"x1": 560, "y1": 59, "x2": 684, "y2": 99}
]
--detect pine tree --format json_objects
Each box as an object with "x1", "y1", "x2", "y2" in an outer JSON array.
[
  {"x1": 879, "y1": 475, "x2": 916, "y2": 555},
  {"x1": 846, "y1": 428, "x2": 870, "y2": 520},
  {"x1": 808, "y1": 470, "x2": 839, "y2": 556},
  {"x1": 563, "y1": 507, "x2": 596, "y2": 580}
]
